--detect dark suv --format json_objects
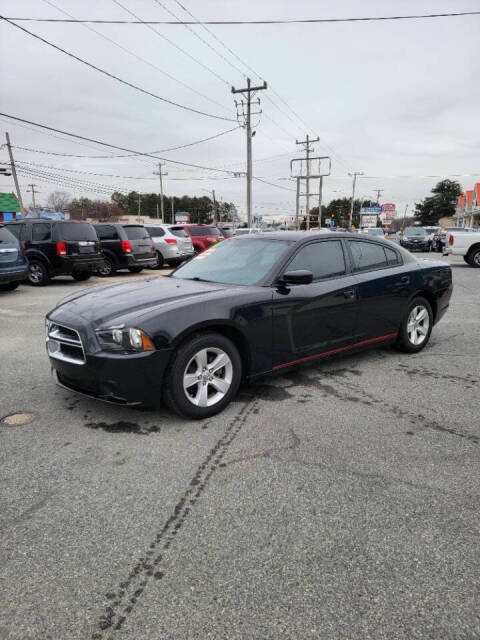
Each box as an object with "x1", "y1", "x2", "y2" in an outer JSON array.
[
  {"x1": 5, "y1": 219, "x2": 103, "y2": 286},
  {"x1": 93, "y1": 223, "x2": 157, "y2": 276},
  {"x1": 0, "y1": 224, "x2": 29, "y2": 291}
]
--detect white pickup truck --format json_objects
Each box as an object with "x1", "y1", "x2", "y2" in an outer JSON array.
[{"x1": 444, "y1": 230, "x2": 480, "y2": 267}]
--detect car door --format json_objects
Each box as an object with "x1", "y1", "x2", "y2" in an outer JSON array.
[
  {"x1": 272, "y1": 239, "x2": 361, "y2": 368},
  {"x1": 346, "y1": 239, "x2": 413, "y2": 341},
  {"x1": 30, "y1": 221, "x2": 54, "y2": 262}
]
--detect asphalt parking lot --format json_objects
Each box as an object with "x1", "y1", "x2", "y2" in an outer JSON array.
[{"x1": 1, "y1": 254, "x2": 479, "y2": 640}]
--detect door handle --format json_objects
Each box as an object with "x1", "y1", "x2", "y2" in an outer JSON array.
[
  {"x1": 400, "y1": 276, "x2": 410, "y2": 284},
  {"x1": 342, "y1": 288, "x2": 356, "y2": 299}
]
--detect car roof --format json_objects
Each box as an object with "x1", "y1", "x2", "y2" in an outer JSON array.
[{"x1": 235, "y1": 230, "x2": 359, "y2": 241}]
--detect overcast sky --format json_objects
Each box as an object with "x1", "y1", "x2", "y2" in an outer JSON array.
[{"x1": 1, "y1": 0, "x2": 479, "y2": 221}]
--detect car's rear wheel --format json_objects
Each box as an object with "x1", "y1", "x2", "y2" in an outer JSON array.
[
  {"x1": 98, "y1": 256, "x2": 116, "y2": 277},
  {"x1": 395, "y1": 296, "x2": 433, "y2": 353},
  {"x1": 164, "y1": 333, "x2": 242, "y2": 419},
  {"x1": 27, "y1": 260, "x2": 50, "y2": 286},
  {"x1": 0, "y1": 281, "x2": 19, "y2": 291},
  {"x1": 466, "y1": 248, "x2": 480, "y2": 268},
  {"x1": 150, "y1": 252, "x2": 164, "y2": 269},
  {"x1": 72, "y1": 271, "x2": 91, "y2": 281},
  {"x1": 128, "y1": 266, "x2": 143, "y2": 273}
]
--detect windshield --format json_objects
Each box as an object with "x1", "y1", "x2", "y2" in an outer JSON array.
[
  {"x1": 172, "y1": 237, "x2": 291, "y2": 285},
  {"x1": 404, "y1": 227, "x2": 426, "y2": 236},
  {"x1": 188, "y1": 226, "x2": 221, "y2": 237},
  {"x1": 424, "y1": 228, "x2": 437, "y2": 234},
  {"x1": 0, "y1": 226, "x2": 18, "y2": 244},
  {"x1": 59, "y1": 222, "x2": 98, "y2": 241},
  {"x1": 124, "y1": 226, "x2": 150, "y2": 240}
]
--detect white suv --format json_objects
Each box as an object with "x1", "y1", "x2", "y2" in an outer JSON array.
[{"x1": 146, "y1": 225, "x2": 194, "y2": 268}]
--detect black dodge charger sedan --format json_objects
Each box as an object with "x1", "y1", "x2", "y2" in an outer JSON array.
[{"x1": 46, "y1": 232, "x2": 452, "y2": 418}]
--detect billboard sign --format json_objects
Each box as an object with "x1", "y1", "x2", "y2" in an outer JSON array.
[
  {"x1": 361, "y1": 214, "x2": 378, "y2": 228},
  {"x1": 381, "y1": 203, "x2": 396, "y2": 212},
  {"x1": 361, "y1": 206, "x2": 382, "y2": 213},
  {"x1": 175, "y1": 212, "x2": 190, "y2": 223}
]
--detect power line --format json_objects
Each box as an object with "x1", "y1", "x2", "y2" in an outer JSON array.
[
  {"x1": 7, "y1": 11, "x2": 479, "y2": 24},
  {"x1": 9, "y1": 159, "x2": 155, "y2": 180},
  {"x1": 0, "y1": 112, "x2": 242, "y2": 174},
  {"x1": 253, "y1": 177, "x2": 296, "y2": 192},
  {"x1": 0, "y1": 16, "x2": 236, "y2": 122},
  {"x1": 39, "y1": 0, "x2": 230, "y2": 113},
  {"x1": 111, "y1": 0, "x2": 230, "y2": 87},
  {"x1": 11, "y1": 126, "x2": 241, "y2": 159}
]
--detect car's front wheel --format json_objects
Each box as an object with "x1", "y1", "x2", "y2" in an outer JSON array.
[
  {"x1": 164, "y1": 333, "x2": 242, "y2": 419},
  {"x1": 27, "y1": 260, "x2": 50, "y2": 286},
  {"x1": 395, "y1": 297, "x2": 433, "y2": 353},
  {"x1": 466, "y1": 248, "x2": 480, "y2": 268}
]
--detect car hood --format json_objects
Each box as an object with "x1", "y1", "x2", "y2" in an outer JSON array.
[{"x1": 51, "y1": 276, "x2": 232, "y2": 327}]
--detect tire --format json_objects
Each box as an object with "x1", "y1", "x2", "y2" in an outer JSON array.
[
  {"x1": 27, "y1": 259, "x2": 50, "y2": 286},
  {"x1": 150, "y1": 252, "x2": 164, "y2": 270},
  {"x1": 463, "y1": 256, "x2": 469, "y2": 263},
  {"x1": 0, "y1": 281, "x2": 19, "y2": 291},
  {"x1": 466, "y1": 248, "x2": 480, "y2": 268},
  {"x1": 128, "y1": 266, "x2": 143, "y2": 273},
  {"x1": 163, "y1": 332, "x2": 242, "y2": 419},
  {"x1": 395, "y1": 296, "x2": 433, "y2": 353},
  {"x1": 72, "y1": 271, "x2": 91, "y2": 282},
  {"x1": 98, "y1": 256, "x2": 116, "y2": 277}
]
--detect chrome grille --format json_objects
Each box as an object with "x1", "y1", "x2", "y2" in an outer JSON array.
[{"x1": 46, "y1": 321, "x2": 85, "y2": 365}]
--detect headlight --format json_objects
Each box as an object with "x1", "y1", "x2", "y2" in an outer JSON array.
[{"x1": 96, "y1": 326, "x2": 155, "y2": 352}]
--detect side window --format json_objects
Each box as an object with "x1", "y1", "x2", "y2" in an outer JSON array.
[
  {"x1": 147, "y1": 227, "x2": 165, "y2": 237},
  {"x1": 5, "y1": 224, "x2": 24, "y2": 241},
  {"x1": 349, "y1": 241, "x2": 388, "y2": 271},
  {"x1": 286, "y1": 240, "x2": 346, "y2": 280},
  {"x1": 384, "y1": 246, "x2": 400, "y2": 266},
  {"x1": 32, "y1": 224, "x2": 51, "y2": 241},
  {"x1": 96, "y1": 225, "x2": 118, "y2": 240}
]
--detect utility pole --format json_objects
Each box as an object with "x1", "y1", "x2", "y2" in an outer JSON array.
[
  {"x1": 5, "y1": 132, "x2": 24, "y2": 213},
  {"x1": 402, "y1": 204, "x2": 409, "y2": 230},
  {"x1": 211, "y1": 189, "x2": 217, "y2": 225},
  {"x1": 373, "y1": 188, "x2": 384, "y2": 204},
  {"x1": 296, "y1": 135, "x2": 319, "y2": 230},
  {"x1": 232, "y1": 77, "x2": 267, "y2": 227},
  {"x1": 27, "y1": 184, "x2": 38, "y2": 214},
  {"x1": 171, "y1": 196, "x2": 174, "y2": 224},
  {"x1": 348, "y1": 172, "x2": 364, "y2": 230},
  {"x1": 318, "y1": 176, "x2": 323, "y2": 228},
  {"x1": 137, "y1": 193, "x2": 141, "y2": 216},
  {"x1": 153, "y1": 162, "x2": 167, "y2": 221}
]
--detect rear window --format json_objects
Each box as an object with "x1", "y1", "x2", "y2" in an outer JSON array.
[
  {"x1": 146, "y1": 227, "x2": 165, "y2": 237},
  {"x1": 124, "y1": 226, "x2": 150, "y2": 240},
  {"x1": 169, "y1": 226, "x2": 188, "y2": 238},
  {"x1": 95, "y1": 225, "x2": 119, "y2": 240},
  {"x1": 0, "y1": 226, "x2": 18, "y2": 244},
  {"x1": 58, "y1": 222, "x2": 98, "y2": 241},
  {"x1": 188, "y1": 226, "x2": 221, "y2": 237}
]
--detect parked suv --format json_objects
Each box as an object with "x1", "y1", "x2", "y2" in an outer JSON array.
[
  {"x1": 145, "y1": 224, "x2": 194, "y2": 268},
  {"x1": 5, "y1": 219, "x2": 103, "y2": 286},
  {"x1": 93, "y1": 223, "x2": 157, "y2": 277},
  {"x1": 0, "y1": 224, "x2": 29, "y2": 291},
  {"x1": 183, "y1": 224, "x2": 223, "y2": 253}
]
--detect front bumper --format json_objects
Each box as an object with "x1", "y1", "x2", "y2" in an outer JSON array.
[
  {"x1": 50, "y1": 348, "x2": 171, "y2": 407},
  {"x1": 400, "y1": 241, "x2": 429, "y2": 251},
  {"x1": 0, "y1": 265, "x2": 29, "y2": 283}
]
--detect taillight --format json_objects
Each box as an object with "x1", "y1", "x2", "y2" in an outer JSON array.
[
  {"x1": 21, "y1": 243, "x2": 27, "y2": 256},
  {"x1": 449, "y1": 235, "x2": 454, "y2": 246},
  {"x1": 164, "y1": 238, "x2": 177, "y2": 245},
  {"x1": 121, "y1": 240, "x2": 132, "y2": 253},
  {"x1": 56, "y1": 241, "x2": 67, "y2": 256}
]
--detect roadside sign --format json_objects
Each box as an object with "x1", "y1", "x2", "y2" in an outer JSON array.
[{"x1": 361, "y1": 214, "x2": 378, "y2": 228}]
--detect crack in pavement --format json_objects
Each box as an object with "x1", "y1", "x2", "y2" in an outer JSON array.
[{"x1": 92, "y1": 399, "x2": 258, "y2": 638}]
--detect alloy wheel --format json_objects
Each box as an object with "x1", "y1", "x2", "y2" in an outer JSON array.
[
  {"x1": 98, "y1": 259, "x2": 112, "y2": 276},
  {"x1": 183, "y1": 347, "x2": 233, "y2": 407},
  {"x1": 473, "y1": 251, "x2": 480, "y2": 267},
  {"x1": 407, "y1": 305, "x2": 430, "y2": 346},
  {"x1": 29, "y1": 263, "x2": 43, "y2": 284}
]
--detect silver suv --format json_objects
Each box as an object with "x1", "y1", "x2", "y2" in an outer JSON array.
[{"x1": 146, "y1": 225, "x2": 194, "y2": 268}]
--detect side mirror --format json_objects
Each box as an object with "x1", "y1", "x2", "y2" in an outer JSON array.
[{"x1": 282, "y1": 270, "x2": 313, "y2": 285}]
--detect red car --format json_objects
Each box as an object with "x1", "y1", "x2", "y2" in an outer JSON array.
[{"x1": 183, "y1": 225, "x2": 224, "y2": 253}]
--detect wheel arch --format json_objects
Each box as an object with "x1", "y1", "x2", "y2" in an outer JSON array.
[
  {"x1": 465, "y1": 242, "x2": 480, "y2": 259},
  {"x1": 169, "y1": 321, "x2": 251, "y2": 379},
  {"x1": 409, "y1": 289, "x2": 437, "y2": 323},
  {"x1": 101, "y1": 248, "x2": 118, "y2": 265}
]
